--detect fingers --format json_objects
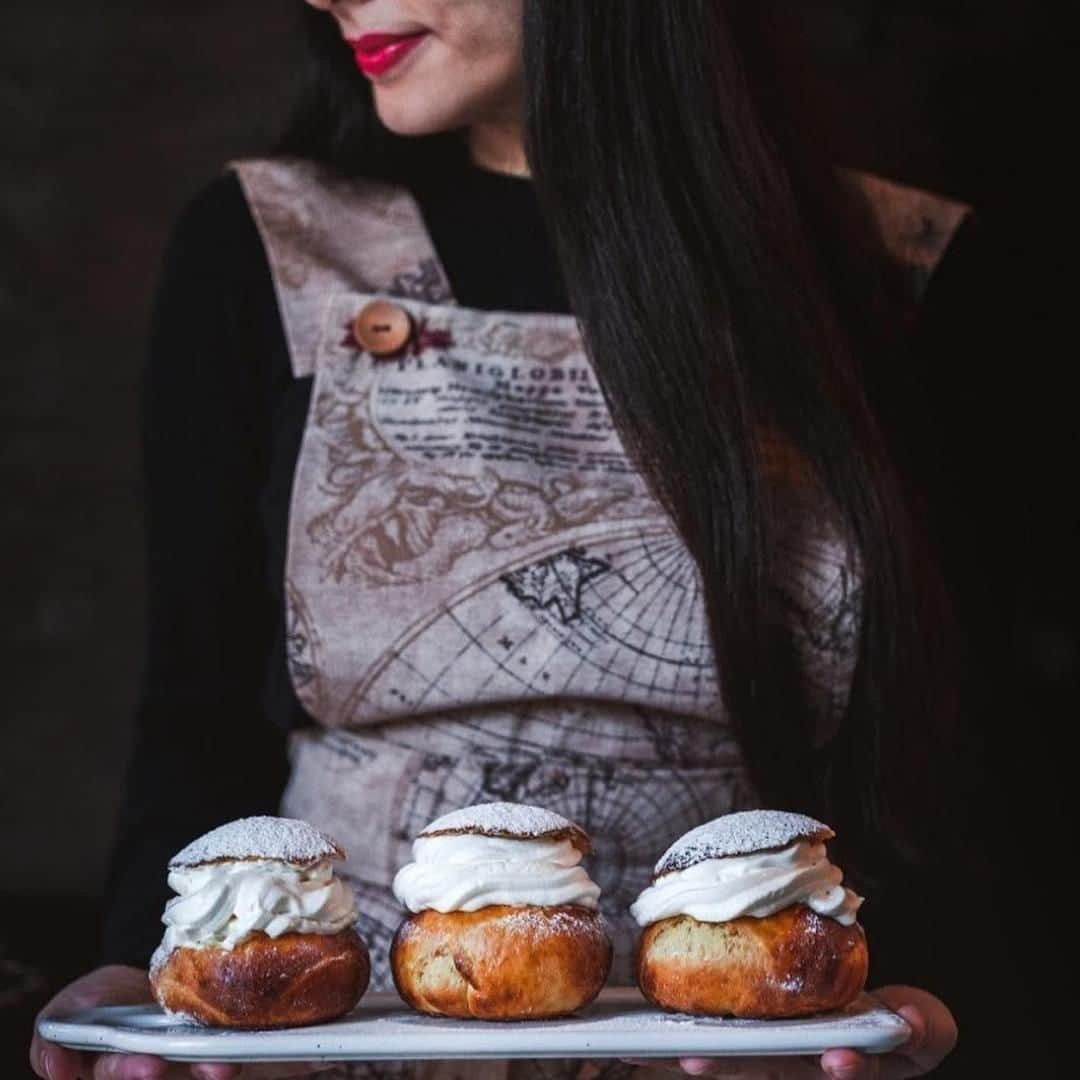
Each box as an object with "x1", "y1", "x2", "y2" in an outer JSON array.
[
  {"x1": 142, "y1": 1066, "x2": 238, "y2": 1080},
  {"x1": 90, "y1": 1053, "x2": 170, "y2": 1079},
  {"x1": 622, "y1": 1056, "x2": 824, "y2": 1077},
  {"x1": 30, "y1": 1043, "x2": 197, "y2": 1080},
  {"x1": 819, "y1": 1049, "x2": 879, "y2": 1079},
  {"x1": 679, "y1": 1055, "x2": 825, "y2": 1077},
  {"x1": 88, "y1": 1056, "x2": 241, "y2": 1080},
  {"x1": 817, "y1": 985, "x2": 959, "y2": 1080},
  {"x1": 29, "y1": 1044, "x2": 293, "y2": 1080},
  {"x1": 29, "y1": 1039, "x2": 89, "y2": 1080},
  {"x1": 189, "y1": 1065, "x2": 244, "y2": 1080},
  {"x1": 621, "y1": 1062, "x2": 690, "y2": 1076},
  {"x1": 231, "y1": 1063, "x2": 327, "y2": 1079},
  {"x1": 871, "y1": 986, "x2": 958, "y2": 1077},
  {"x1": 31, "y1": 966, "x2": 159, "y2": 1080}
]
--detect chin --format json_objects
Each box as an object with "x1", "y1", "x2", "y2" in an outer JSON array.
[{"x1": 372, "y1": 91, "x2": 468, "y2": 138}]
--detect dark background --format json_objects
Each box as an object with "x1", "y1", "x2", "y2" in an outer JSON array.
[{"x1": 2, "y1": 2, "x2": 1073, "y2": 1075}]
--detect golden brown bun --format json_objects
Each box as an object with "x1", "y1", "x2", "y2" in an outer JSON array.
[
  {"x1": 391, "y1": 905, "x2": 612, "y2": 1020},
  {"x1": 150, "y1": 929, "x2": 370, "y2": 1029},
  {"x1": 636, "y1": 904, "x2": 868, "y2": 1018}
]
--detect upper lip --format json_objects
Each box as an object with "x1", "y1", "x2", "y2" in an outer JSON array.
[{"x1": 347, "y1": 30, "x2": 428, "y2": 55}]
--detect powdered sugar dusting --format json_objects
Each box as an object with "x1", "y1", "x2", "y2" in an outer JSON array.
[
  {"x1": 419, "y1": 803, "x2": 591, "y2": 852},
  {"x1": 654, "y1": 811, "x2": 834, "y2": 876},
  {"x1": 168, "y1": 816, "x2": 344, "y2": 869},
  {"x1": 160, "y1": 1005, "x2": 206, "y2": 1027},
  {"x1": 490, "y1": 906, "x2": 611, "y2": 944},
  {"x1": 148, "y1": 941, "x2": 173, "y2": 978},
  {"x1": 598, "y1": 994, "x2": 894, "y2": 1031}
]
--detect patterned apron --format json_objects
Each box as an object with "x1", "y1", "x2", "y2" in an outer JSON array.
[{"x1": 230, "y1": 156, "x2": 888, "y2": 1078}]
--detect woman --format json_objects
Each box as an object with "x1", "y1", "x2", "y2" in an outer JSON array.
[{"x1": 31, "y1": 2, "x2": 963, "y2": 1077}]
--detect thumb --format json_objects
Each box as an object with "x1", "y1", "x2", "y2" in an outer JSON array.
[{"x1": 872, "y1": 986, "x2": 958, "y2": 1073}]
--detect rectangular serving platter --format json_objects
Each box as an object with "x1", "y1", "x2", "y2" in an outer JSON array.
[{"x1": 39, "y1": 988, "x2": 910, "y2": 1062}]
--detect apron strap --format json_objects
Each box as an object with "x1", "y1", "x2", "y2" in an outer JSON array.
[
  {"x1": 845, "y1": 170, "x2": 973, "y2": 302},
  {"x1": 229, "y1": 156, "x2": 455, "y2": 377}
]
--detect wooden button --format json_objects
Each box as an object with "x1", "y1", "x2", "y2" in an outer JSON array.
[{"x1": 352, "y1": 301, "x2": 413, "y2": 357}]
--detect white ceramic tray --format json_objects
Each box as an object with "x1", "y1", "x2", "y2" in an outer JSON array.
[{"x1": 39, "y1": 989, "x2": 910, "y2": 1062}]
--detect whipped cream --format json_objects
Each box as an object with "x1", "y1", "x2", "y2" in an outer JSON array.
[
  {"x1": 392, "y1": 833, "x2": 601, "y2": 913},
  {"x1": 157, "y1": 858, "x2": 358, "y2": 953},
  {"x1": 629, "y1": 839, "x2": 863, "y2": 927}
]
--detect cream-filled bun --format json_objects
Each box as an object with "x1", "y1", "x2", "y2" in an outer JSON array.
[
  {"x1": 390, "y1": 802, "x2": 612, "y2": 1019},
  {"x1": 632, "y1": 810, "x2": 869, "y2": 1018},
  {"x1": 149, "y1": 816, "x2": 370, "y2": 1028}
]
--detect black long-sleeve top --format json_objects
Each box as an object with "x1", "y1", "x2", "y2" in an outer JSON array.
[{"x1": 100, "y1": 156, "x2": 1048, "y2": 1072}]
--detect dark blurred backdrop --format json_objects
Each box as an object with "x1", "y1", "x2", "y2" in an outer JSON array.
[{"x1": 2, "y1": 2, "x2": 1073, "y2": 1075}]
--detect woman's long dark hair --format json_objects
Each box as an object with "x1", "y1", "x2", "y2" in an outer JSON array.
[{"x1": 281, "y1": 3, "x2": 959, "y2": 883}]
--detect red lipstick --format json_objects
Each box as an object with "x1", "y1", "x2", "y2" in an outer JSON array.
[{"x1": 349, "y1": 31, "x2": 429, "y2": 77}]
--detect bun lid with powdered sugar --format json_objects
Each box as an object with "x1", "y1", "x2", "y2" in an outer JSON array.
[
  {"x1": 418, "y1": 801, "x2": 592, "y2": 854},
  {"x1": 652, "y1": 810, "x2": 835, "y2": 879},
  {"x1": 168, "y1": 815, "x2": 346, "y2": 869}
]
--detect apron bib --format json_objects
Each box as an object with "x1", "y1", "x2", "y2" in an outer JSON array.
[{"x1": 230, "y1": 156, "x2": 873, "y2": 1078}]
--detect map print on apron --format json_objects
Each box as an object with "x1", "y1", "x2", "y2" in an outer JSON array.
[{"x1": 231, "y1": 157, "x2": 866, "y2": 1079}]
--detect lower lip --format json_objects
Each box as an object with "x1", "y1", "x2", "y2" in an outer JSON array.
[{"x1": 351, "y1": 33, "x2": 429, "y2": 78}]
